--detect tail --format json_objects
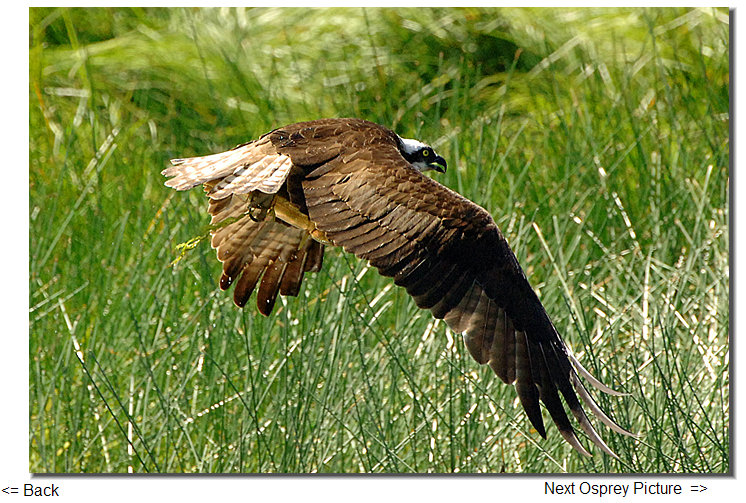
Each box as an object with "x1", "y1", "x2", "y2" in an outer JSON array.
[{"x1": 163, "y1": 138, "x2": 294, "y2": 198}]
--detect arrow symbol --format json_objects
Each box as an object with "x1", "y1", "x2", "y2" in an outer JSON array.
[
  {"x1": 690, "y1": 485, "x2": 708, "y2": 492},
  {"x1": 2, "y1": 487, "x2": 19, "y2": 494}
]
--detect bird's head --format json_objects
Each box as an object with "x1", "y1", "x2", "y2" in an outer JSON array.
[{"x1": 398, "y1": 137, "x2": 447, "y2": 173}]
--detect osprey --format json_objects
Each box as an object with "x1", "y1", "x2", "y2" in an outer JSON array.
[{"x1": 163, "y1": 118, "x2": 633, "y2": 457}]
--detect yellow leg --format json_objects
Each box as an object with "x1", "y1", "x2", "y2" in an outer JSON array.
[{"x1": 272, "y1": 197, "x2": 333, "y2": 246}]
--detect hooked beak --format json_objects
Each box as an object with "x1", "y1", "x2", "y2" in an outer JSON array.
[{"x1": 429, "y1": 155, "x2": 447, "y2": 173}]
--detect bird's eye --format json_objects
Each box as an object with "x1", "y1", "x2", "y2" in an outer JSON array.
[{"x1": 422, "y1": 149, "x2": 430, "y2": 157}]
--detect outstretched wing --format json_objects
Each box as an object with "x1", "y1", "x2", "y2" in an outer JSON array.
[
  {"x1": 162, "y1": 136, "x2": 294, "y2": 199},
  {"x1": 207, "y1": 189, "x2": 323, "y2": 314},
  {"x1": 298, "y1": 142, "x2": 634, "y2": 457},
  {"x1": 163, "y1": 142, "x2": 324, "y2": 314}
]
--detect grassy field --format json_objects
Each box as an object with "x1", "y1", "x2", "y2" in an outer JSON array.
[{"x1": 29, "y1": 7, "x2": 729, "y2": 473}]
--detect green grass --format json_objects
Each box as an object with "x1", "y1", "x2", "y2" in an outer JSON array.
[{"x1": 29, "y1": 7, "x2": 729, "y2": 473}]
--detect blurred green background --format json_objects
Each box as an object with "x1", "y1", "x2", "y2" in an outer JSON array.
[{"x1": 29, "y1": 7, "x2": 729, "y2": 473}]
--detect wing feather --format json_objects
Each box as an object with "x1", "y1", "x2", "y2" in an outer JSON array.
[
  {"x1": 233, "y1": 260, "x2": 265, "y2": 308},
  {"x1": 316, "y1": 212, "x2": 362, "y2": 231},
  {"x1": 411, "y1": 261, "x2": 467, "y2": 310},
  {"x1": 256, "y1": 259, "x2": 288, "y2": 316},
  {"x1": 340, "y1": 225, "x2": 391, "y2": 252},
  {"x1": 279, "y1": 251, "x2": 308, "y2": 296},
  {"x1": 430, "y1": 271, "x2": 474, "y2": 320},
  {"x1": 463, "y1": 292, "x2": 496, "y2": 365},
  {"x1": 443, "y1": 280, "x2": 480, "y2": 333},
  {"x1": 302, "y1": 144, "x2": 632, "y2": 456},
  {"x1": 536, "y1": 350, "x2": 592, "y2": 456},
  {"x1": 221, "y1": 220, "x2": 323, "y2": 311},
  {"x1": 515, "y1": 330, "x2": 546, "y2": 438},
  {"x1": 405, "y1": 258, "x2": 457, "y2": 297},
  {"x1": 487, "y1": 308, "x2": 517, "y2": 384},
  {"x1": 163, "y1": 137, "x2": 294, "y2": 198}
]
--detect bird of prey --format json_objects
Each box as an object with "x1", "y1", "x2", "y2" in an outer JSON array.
[{"x1": 162, "y1": 118, "x2": 633, "y2": 457}]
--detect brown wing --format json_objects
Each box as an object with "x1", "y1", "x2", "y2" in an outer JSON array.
[
  {"x1": 162, "y1": 131, "x2": 326, "y2": 314},
  {"x1": 162, "y1": 136, "x2": 294, "y2": 199},
  {"x1": 298, "y1": 140, "x2": 633, "y2": 457},
  {"x1": 162, "y1": 119, "x2": 385, "y2": 313},
  {"x1": 206, "y1": 188, "x2": 323, "y2": 314}
]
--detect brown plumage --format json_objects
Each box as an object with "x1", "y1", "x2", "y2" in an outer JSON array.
[{"x1": 163, "y1": 118, "x2": 634, "y2": 457}]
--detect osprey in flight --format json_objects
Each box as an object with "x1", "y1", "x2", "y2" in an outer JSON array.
[{"x1": 163, "y1": 118, "x2": 633, "y2": 457}]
